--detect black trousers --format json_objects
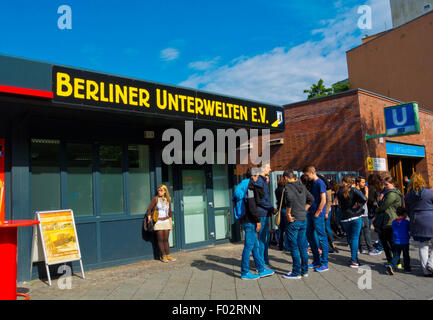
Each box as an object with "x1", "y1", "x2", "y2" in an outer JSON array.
[
  {"x1": 391, "y1": 244, "x2": 411, "y2": 271},
  {"x1": 378, "y1": 227, "x2": 394, "y2": 263}
]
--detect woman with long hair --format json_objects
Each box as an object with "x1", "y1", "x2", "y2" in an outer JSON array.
[
  {"x1": 146, "y1": 185, "x2": 175, "y2": 263},
  {"x1": 405, "y1": 173, "x2": 433, "y2": 277},
  {"x1": 275, "y1": 175, "x2": 288, "y2": 251},
  {"x1": 337, "y1": 175, "x2": 367, "y2": 268},
  {"x1": 367, "y1": 174, "x2": 383, "y2": 218},
  {"x1": 374, "y1": 175, "x2": 402, "y2": 265},
  {"x1": 330, "y1": 180, "x2": 344, "y2": 238}
]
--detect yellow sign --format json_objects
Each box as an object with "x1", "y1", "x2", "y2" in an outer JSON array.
[
  {"x1": 38, "y1": 210, "x2": 81, "y2": 264},
  {"x1": 367, "y1": 157, "x2": 374, "y2": 171},
  {"x1": 52, "y1": 66, "x2": 285, "y2": 130}
]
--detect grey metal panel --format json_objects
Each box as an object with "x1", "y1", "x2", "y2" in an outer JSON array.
[{"x1": 0, "y1": 55, "x2": 52, "y2": 91}]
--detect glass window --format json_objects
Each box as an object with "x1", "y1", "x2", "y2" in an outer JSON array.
[
  {"x1": 212, "y1": 164, "x2": 230, "y2": 208},
  {"x1": 182, "y1": 169, "x2": 208, "y2": 244},
  {"x1": 99, "y1": 145, "x2": 124, "y2": 215},
  {"x1": 214, "y1": 209, "x2": 230, "y2": 240},
  {"x1": 31, "y1": 139, "x2": 61, "y2": 212},
  {"x1": 66, "y1": 143, "x2": 93, "y2": 217},
  {"x1": 212, "y1": 164, "x2": 231, "y2": 240},
  {"x1": 128, "y1": 145, "x2": 151, "y2": 215}
]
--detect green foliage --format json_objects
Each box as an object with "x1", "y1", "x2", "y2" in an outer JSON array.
[
  {"x1": 332, "y1": 81, "x2": 350, "y2": 94},
  {"x1": 303, "y1": 79, "x2": 350, "y2": 100}
]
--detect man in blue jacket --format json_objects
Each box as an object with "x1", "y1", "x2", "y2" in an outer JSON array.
[
  {"x1": 255, "y1": 163, "x2": 277, "y2": 269},
  {"x1": 240, "y1": 167, "x2": 275, "y2": 280}
]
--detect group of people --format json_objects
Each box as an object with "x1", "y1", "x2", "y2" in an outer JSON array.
[{"x1": 240, "y1": 164, "x2": 433, "y2": 280}]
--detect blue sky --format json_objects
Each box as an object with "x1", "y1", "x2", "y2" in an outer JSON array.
[{"x1": 0, "y1": 0, "x2": 392, "y2": 104}]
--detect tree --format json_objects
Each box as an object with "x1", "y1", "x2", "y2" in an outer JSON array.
[
  {"x1": 303, "y1": 79, "x2": 333, "y2": 100},
  {"x1": 331, "y1": 81, "x2": 350, "y2": 94},
  {"x1": 303, "y1": 79, "x2": 350, "y2": 100}
]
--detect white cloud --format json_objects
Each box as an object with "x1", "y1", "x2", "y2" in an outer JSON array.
[
  {"x1": 188, "y1": 57, "x2": 220, "y2": 71},
  {"x1": 368, "y1": 0, "x2": 393, "y2": 33},
  {"x1": 179, "y1": 0, "x2": 392, "y2": 105},
  {"x1": 160, "y1": 47, "x2": 179, "y2": 61}
]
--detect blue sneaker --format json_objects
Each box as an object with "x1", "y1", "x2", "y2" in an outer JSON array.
[
  {"x1": 314, "y1": 265, "x2": 329, "y2": 272},
  {"x1": 282, "y1": 272, "x2": 301, "y2": 279},
  {"x1": 258, "y1": 268, "x2": 275, "y2": 278},
  {"x1": 241, "y1": 272, "x2": 260, "y2": 280},
  {"x1": 308, "y1": 264, "x2": 320, "y2": 269}
]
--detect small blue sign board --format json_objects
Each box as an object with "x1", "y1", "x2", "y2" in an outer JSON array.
[
  {"x1": 384, "y1": 102, "x2": 420, "y2": 137},
  {"x1": 386, "y1": 141, "x2": 425, "y2": 158}
]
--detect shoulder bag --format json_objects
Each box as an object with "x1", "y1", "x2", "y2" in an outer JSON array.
[{"x1": 275, "y1": 188, "x2": 285, "y2": 226}]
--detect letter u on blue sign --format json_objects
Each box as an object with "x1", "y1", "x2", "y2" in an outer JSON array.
[
  {"x1": 392, "y1": 108, "x2": 407, "y2": 126},
  {"x1": 385, "y1": 103, "x2": 417, "y2": 136}
]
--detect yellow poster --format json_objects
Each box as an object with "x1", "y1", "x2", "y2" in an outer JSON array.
[
  {"x1": 38, "y1": 210, "x2": 81, "y2": 264},
  {"x1": 367, "y1": 157, "x2": 374, "y2": 171}
]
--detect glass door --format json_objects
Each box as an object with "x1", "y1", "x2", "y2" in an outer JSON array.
[{"x1": 179, "y1": 166, "x2": 215, "y2": 249}]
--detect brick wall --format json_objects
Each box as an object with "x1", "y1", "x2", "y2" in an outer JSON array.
[
  {"x1": 236, "y1": 89, "x2": 433, "y2": 188},
  {"x1": 359, "y1": 91, "x2": 433, "y2": 186},
  {"x1": 237, "y1": 90, "x2": 365, "y2": 176}
]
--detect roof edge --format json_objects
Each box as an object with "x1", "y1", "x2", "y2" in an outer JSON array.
[{"x1": 346, "y1": 9, "x2": 433, "y2": 54}]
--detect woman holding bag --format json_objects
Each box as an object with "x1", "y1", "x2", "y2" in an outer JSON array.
[
  {"x1": 146, "y1": 185, "x2": 176, "y2": 263},
  {"x1": 337, "y1": 175, "x2": 367, "y2": 268},
  {"x1": 374, "y1": 175, "x2": 402, "y2": 265}
]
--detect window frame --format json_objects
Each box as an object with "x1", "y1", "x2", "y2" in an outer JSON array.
[{"x1": 30, "y1": 138, "x2": 154, "y2": 222}]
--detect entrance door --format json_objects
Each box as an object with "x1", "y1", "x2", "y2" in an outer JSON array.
[
  {"x1": 178, "y1": 166, "x2": 215, "y2": 250},
  {"x1": 388, "y1": 156, "x2": 418, "y2": 197}
]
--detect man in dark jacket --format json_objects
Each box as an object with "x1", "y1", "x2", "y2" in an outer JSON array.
[
  {"x1": 254, "y1": 163, "x2": 277, "y2": 269},
  {"x1": 282, "y1": 170, "x2": 315, "y2": 279},
  {"x1": 240, "y1": 167, "x2": 275, "y2": 280}
]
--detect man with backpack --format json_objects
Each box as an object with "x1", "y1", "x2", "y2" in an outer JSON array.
[{"x1": 237, "y1": 167, "x2": 275, "y2": 280}]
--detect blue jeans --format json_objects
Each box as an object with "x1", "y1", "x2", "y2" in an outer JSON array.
[
  {"x1": 278, "y1": 210, "x2": 289, "y2": 250},
  {"x1": 241, "y1": 223, "x2": 265, "y2": 275},
  {"x1": 305, "y1": 215, "x2": 319, "y2": 249},
  {"x1": 286, "y1": 220, "x2": 309, "y2": 276},
  {"x1": 325, "y1": 210, "x2": 334, "y2": 242},
  {"x1": 341, "y1": 217, "x2": 363, "y2": 263},
  {"x1": 258, "y1": 216, "x2": 270, "y2": 265},
  {"x1": 306, "y1": 214, "x2": 328, "y2": 266}
]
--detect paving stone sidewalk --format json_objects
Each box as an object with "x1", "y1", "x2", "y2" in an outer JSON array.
[{"x1": 19, "y1": 239, "x2": 433, "y2": 300}]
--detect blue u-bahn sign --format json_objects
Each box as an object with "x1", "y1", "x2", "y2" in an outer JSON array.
[{"x1": 384, "y1": 102, "x2": 420, "y2": 137}]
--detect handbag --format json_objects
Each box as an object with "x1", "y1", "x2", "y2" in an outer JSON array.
[
  {"x1": 372, "y1": 212, "x2": 384, "y2": 232},
  {"x1": 143, "y1": 214, "x2": 154, "y2": 232},
  {"x1": 275, "y1": 187, "x2": 285, "y2": 227}
]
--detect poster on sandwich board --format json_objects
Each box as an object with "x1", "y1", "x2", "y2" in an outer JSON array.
[{"x1": 31, "y1": 209, "x2": 85, "y2": 286}]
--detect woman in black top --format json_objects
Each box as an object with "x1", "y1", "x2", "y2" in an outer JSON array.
[
  {"x1": 337, "y1": 175, "x2": 367, "y2": 268},
  {"x1": 275, "y1": 176, "x2": 288, "y2": 251}
]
